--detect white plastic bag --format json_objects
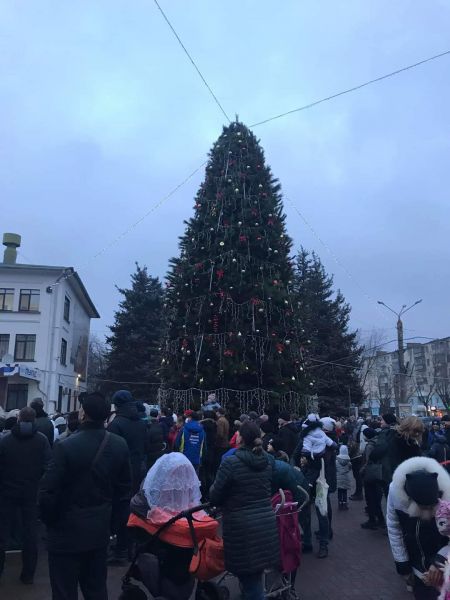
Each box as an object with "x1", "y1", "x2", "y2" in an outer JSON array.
[{"x1": 314, "y1": 458, "x2": 329, "y2": 516}]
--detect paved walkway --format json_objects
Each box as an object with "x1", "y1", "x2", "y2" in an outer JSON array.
[
  {"x1": 297, "y1": 496, "x2": 409, "y2": 600},
  {"x1": 0, "y1": 497, "x2": 410, "y2": 599}
]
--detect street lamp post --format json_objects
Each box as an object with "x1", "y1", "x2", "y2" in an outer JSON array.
[{"x1": 377, "y1": 299, "x2": 422, "y2": 416}]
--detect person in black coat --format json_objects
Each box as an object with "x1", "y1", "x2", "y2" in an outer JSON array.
[
  {"x1": 30, "y1": 398, "x2": 55, "y2": 447},
  {"x1": 428, "y1": 431, "x2": 450, "y2": 473},
  {"x1": 146, "y1": 409, "x2": 166, "y2": 470},
  {"x1": 159, "y1": 406, "x2": 175, "y2": 443},
  {"x1": 39, "y1": 392, "x2": 131, "y2": 600},
  {"x1": 200, "y1": 411, "x2": 218, "y2": 499},
  {"x1": 0, "y1": 406, "x2": 51, "y2": 584},
  {"x1": 210, "y1": 422, "x2": 279, "y2": 600},
  {"x1": 277, "y1": 411, "x2": 299, "y2": 458},
  {"x1": 371, "y1": 416, "x2": 424, "y2": 494},
  {"x1": 108, "y1": 390, "x2": 147, "y2": 493}
]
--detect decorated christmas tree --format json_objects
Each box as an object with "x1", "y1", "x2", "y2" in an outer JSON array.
[{"x1": 159, "y1": 121, "x2": 313, "y2": 413}]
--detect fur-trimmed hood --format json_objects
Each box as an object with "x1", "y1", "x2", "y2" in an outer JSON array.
[{"x1": 390, "y1": 456, "x2": 450, "y2": 518}]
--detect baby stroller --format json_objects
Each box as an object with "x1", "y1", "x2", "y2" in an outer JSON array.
[
  {"x1": 120, "y1": 503, "x2": 228, "y2": 600},
  {"x1": 264, "y1": 488, "x2": 308, "y2": 599}
]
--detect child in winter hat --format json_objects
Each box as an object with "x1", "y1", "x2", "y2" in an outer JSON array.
[
  {"x1": 337, "y1": 445, "x2": 350, "y2": 460},
  {"x1": 336, "y1": 444, "x2": 353, "y2": 509}
]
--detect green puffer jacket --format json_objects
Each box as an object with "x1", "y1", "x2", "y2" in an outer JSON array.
[{"x1": 210, "y1": 447, "x2": 279, "y2": 576}]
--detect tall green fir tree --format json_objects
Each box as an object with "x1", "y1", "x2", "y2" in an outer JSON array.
[
  {"x1": 106, "y1": 264, "x2": 165, "y2": 400},
  {"x1": 292, "y1": 248, "x2": 363, "y2": 414},
  {"x1": 159, "y1": 121, "x2": 313, "y2": 413}
]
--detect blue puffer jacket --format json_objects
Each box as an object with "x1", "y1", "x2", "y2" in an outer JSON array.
[{"x1": 175, "y1": 420, "x2": 205, "y2": 466}]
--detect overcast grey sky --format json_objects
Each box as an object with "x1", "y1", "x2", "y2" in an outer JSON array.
[{"x1": 1, "y1": 1, "x2": 449, "y2": 348}]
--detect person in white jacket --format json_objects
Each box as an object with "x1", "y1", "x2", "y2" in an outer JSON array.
[
  {"x1": 387, "y1": 456, "x2": 450, "y2": 598},
  {"x1": 301, "y1": 414, "x2": 336, "y2": 459}
]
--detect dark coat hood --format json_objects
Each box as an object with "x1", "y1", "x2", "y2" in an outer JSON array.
[
  {"x1": 11, "y1": 422, "x2": 37, "y2": 439},
  {"x1": 115, "y1": 402, "x2": 139, "y2": 420},
  {"x1": 236, "y1": 448, "x2": 269, "y2": 471}
]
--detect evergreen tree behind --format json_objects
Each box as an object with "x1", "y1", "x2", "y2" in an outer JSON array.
[
  {"x1": 292, "y1": 248, "x2": 363, "y2": 414},
  {"x1": 160, "y1": 121, "x2": 311, "y2": 407},
  {"x1": 106, "y1": 264, "x2": 165, "y2": 400}
]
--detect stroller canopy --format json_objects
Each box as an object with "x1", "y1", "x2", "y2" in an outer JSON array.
[{"x1": 143, "y1": 453, "x2": 202, "y2": 515}]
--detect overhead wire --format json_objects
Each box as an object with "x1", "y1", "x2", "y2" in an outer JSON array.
[
  {"x1": 152, "y1": 0, "x2": 231, "y2": 122},
  {"x1": 250, "y1": 50, "x2": 450, "y2": 127},
  {"x1": 285, "y1": 195, "x2": 391, "y2": 324},
  {"x1": 47, "y1": 160, "x2": 207, "y2": 289}
]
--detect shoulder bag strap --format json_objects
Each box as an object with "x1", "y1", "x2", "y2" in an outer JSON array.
[{"x1": 92, "y1": 431, "x2": 111, "y2": 470}]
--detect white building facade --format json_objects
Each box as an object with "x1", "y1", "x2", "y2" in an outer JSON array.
[
  {"x1": 361, "y1": 337, "x2": 450, "y2": 417},
  {"x1": 0, "y1": 233, "x2": 99, "y2": 413}
]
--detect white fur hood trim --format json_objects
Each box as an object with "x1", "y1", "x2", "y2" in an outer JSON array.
[{"x1": 390, "y1": 456, "x2": 450, "y2": 509}]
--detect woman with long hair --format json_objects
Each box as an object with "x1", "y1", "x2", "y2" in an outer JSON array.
[{"x1": 210, "y1": 421, "x2": 279, "y2": 600}]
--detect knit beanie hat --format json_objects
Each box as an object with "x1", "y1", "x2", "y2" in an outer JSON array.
[
  {"x1": 302, "y1": 413, "x2": 321, "y2": 429},
  {"x1": 112, "y1": 390, "x2": 133, "y2": 407},
  {"x1": 260, "y1": 420, "x2": 274, "y2": 434},
  {"x1": 320, "y1": 416, "x2": 336, "y2": 432},
  {"x1": 135, "y1": 401, "x2": 146, "y2": 415},
  {"x1": 363, "y1": 427, "x2": 377, "y2": 440},
  {"x1": 279, "y1": 411, "x2": 290, "y2": 422},
  {"x1": 269, "y1": 436, "x2": 284, "y2": 453},
  {"x1": 382, "y1": 413, "x2": 398, "y2": 426},
  {"x1": 405, "y1": 470, "x2": 440, "y2": 506},
  {"x1": 338, "y1": 445, "x2": 350, "y2": 459}
]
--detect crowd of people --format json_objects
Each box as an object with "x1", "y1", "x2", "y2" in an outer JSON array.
[{"x1": 1, "y1": 393, "x2": 450, "y2": 599}]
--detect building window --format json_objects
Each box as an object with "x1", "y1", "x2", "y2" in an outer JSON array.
[
  {"x1": 6, "y1": 384, "x2": 28, "y2": 410},
  {"x1": 0, "y1": 334, "x2": 10, "y2": 359},
  {"x1": 64, "y1": 296, "x2": 71, "y2": 322},
  {"x1": 14, "y1": 334, "x2": 36, "y2": 361},
  {"x1": 19, "y1": 289, "x2": 40, "y2": 312},
  {"x1": 57, "y1": 385, "x2": 63, "y2": 413},
  {"x1": 60, "y1": 338, "x2": 67, "y2": 366},
  {"x1": 0, "y1": 288, "x2": 14, "y2": 311}
]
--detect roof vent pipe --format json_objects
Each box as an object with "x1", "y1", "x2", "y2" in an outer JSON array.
[{"x1": 2, "y1": 233, "x2": 21, "y2": 264}]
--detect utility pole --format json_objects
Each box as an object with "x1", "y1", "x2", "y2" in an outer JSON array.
[{"x1": 377, "y1": 299, "x2": 422, "y2": 416}]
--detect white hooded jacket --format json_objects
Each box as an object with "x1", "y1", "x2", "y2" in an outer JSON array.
[{"x1": 387, "y1": 456, "x2": 450, "y2": 577}]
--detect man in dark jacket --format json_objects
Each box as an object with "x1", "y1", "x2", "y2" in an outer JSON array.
[
  {"x1": 30, "y1": 397, "x2": 55, "y2": 447},
  {"x1": 200, "y1": 411, "x2": 218, "y2": 499},
  {"x1": 370, "y1": 412, "x2": 399, "y2": 495},
  {"x1": 428, "y1": 431, "x2": 450, "y2": 473},
  {"x1": 107, "y1": 390, "x2": 147, "y2": 564},
  {"x1": 146, "y1": 409, "x2": 165, "y2": 470},
  {"x1": 108, "y1": 390, "x2": 147, "y2": 493},
  {"x1": 159, "y1": 406, "x2": 175, "y2": 443},
  {"x1": 0, "y1": 406, "x2": 51, "y2": 584},
  {"x1": 277, "y1": 411, "x2": 299, "y2": 458},
  {"x1": 39, "y1": 392, "x2": 131, "y2": 600}
]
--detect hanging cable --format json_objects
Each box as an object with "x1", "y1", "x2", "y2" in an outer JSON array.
[
  {"x1": 250, "y1": 50, "x2": 450, "y2": 127},
  {"x1": 153, "y1": 0, "x2": 231, "y2": 122},
  {"x1": 47, "y1": 160, "x2": 207, "y2": 289}
]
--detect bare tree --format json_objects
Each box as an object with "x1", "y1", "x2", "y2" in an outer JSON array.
[
  {"x1": 435, "y1": 378, "x2": 450, "y2": 412},
  {"x1": 87, "y1": 334, "x2": 108, "y2": 393},
  {"x1": 413, "y1": 380, "x2": 435, "y2": 416}
]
